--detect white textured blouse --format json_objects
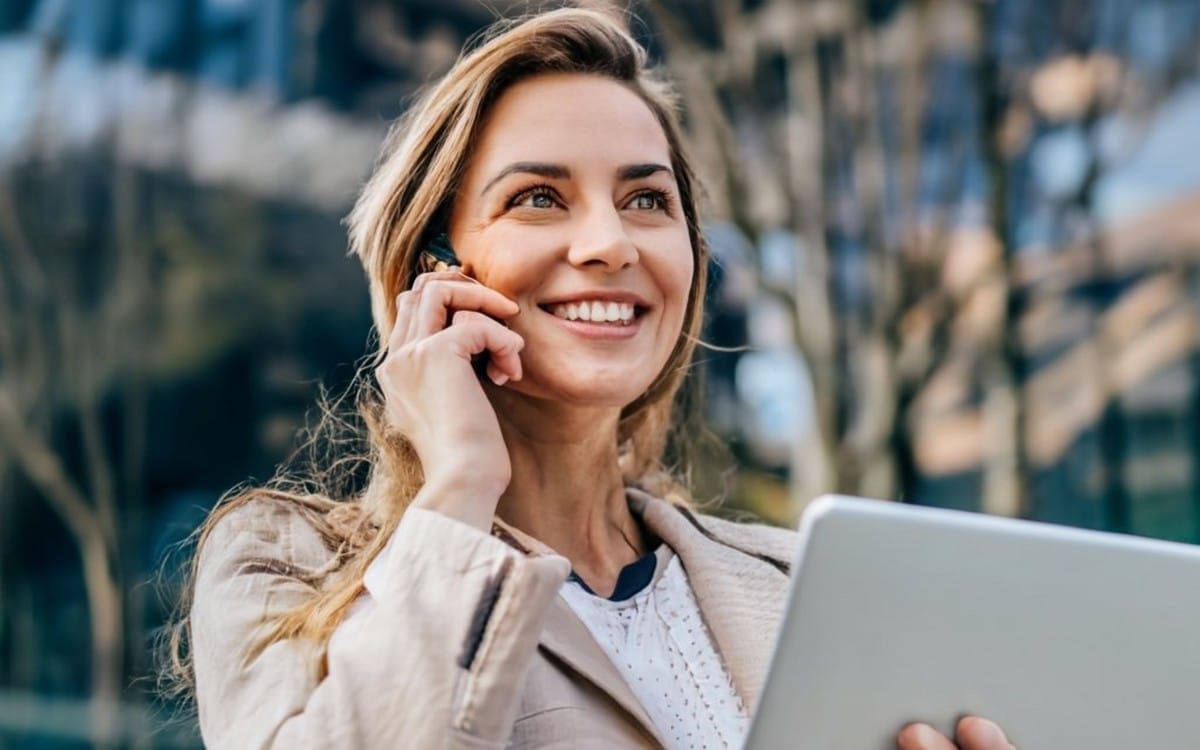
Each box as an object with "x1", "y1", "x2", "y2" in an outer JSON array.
[{"x1": 559, "y1": 547, "x2": 750, "y2": 750}]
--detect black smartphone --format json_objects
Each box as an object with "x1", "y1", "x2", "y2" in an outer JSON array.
[
  {"x1": 412, "y1": 232, "x2": 502, "y2": 379},
  {"x1": 416, "y1": 232, "x2": 462, "y2": 277}
]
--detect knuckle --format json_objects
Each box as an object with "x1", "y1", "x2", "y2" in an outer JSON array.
[
  {"x1": 410, "y1": 282, "x2": 430, "y2": 300},
  {"x1": 412, "y1": 273, "x2": 450, "y2": 297},
  {"x1": 419, "y1": 282, "x2": 460, "y2": 311},
  {"x1": 411, "y1": 272, "x2": 437, "y2": 293},
  {"x1": 391, "y1": 294, "x2": 412, "y2": 316}
]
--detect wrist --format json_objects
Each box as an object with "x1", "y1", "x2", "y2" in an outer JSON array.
[{"x1": 412, "y1": 471, "x2": 507, "y2": 531}]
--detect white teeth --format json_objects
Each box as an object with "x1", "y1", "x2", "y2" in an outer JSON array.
[{"x1": 547, "y1": 300, "x2": 639, "y2": 323}]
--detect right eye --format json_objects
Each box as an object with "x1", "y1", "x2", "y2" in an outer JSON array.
[{"x1": 508, "y1": 186, "x2": 560, "y2": 210}]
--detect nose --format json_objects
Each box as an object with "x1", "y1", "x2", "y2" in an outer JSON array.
[{"x1": 566, "y1": 202, "x2": 639, "y2": 271}]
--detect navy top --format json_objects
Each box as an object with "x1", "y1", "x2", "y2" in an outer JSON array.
[{"x1": 567, "y1": 547, "x2": 660, "y2": 601}]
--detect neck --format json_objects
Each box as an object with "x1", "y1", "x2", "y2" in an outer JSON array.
[{"x1": 489, "y1": 388, "x2": 647, "y2": 597}]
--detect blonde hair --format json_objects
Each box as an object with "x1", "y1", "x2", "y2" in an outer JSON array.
[{"x1": 163, "y1": 5, "x2": 710, "y2": 699}]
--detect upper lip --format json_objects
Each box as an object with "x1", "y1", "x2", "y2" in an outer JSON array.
[{"x1": 538, "y1": 290, "x2": 651, "y2": 309}]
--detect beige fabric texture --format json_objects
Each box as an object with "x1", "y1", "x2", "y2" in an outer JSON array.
[{"x1": 191, "y1": 488, "x2": 798, "y2": 749}]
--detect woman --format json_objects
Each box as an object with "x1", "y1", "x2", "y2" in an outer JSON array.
[{"x1": 174, "y1": 7, "x2": 1013, "y2": 749}]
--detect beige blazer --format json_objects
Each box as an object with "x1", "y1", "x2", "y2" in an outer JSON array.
[{"x1": 191, "y1": 488, "x2": 797, "y2": 749}]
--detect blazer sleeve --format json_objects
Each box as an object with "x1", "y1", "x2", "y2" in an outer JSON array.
[{"x1": 190, "y1": 499, "x2": 571, "y2": 749}]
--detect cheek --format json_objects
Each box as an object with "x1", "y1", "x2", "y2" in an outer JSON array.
[
  {"x1": 658, "y1": 241, "x2": 696, "y2": 320},
  {"x1": 462, "y1": 247, "x2": 540, "y2": 300},
  {"x1": 676, "y1": 260, "x2": 695, "y2": 305},
  {"x1": 455, "y1": 224, "x2": 559, "y2": 300}
]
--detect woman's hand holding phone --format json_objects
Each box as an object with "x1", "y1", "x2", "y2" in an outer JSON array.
[{"x1": 376, "y1": 268, "x2": 523, "y2": 531}]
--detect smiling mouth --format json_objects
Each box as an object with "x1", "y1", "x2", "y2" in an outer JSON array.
[{"x1": 542, "y1": 300, "x2": 640, "y2": 325}]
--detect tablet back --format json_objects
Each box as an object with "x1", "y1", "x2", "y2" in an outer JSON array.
[{"x1": 745, "y1": 495, "x2": 1200, "y2": 750}]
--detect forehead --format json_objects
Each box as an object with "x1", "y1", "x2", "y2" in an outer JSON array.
[{"x1": 467, "y1": 73, "x2": 673, "y2": 176}]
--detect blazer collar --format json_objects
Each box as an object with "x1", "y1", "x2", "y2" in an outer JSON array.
[{"x1": 530, "y1": 489, "x2": 791, "y2": 745}]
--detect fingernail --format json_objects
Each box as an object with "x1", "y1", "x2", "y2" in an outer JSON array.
[
  {"x1": 902, "y1": 723, "x2": 939, "y2": 747},
  {"x1": 490, "y1": 372, "x2": 509, "y2": 386},
  {"x1": 961, "y1": 716, "x2": 1007, "y2": 744}
]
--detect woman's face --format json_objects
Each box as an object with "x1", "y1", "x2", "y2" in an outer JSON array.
[{"x1": 449, "y1": 73, "x2": 694, "y2": 409}]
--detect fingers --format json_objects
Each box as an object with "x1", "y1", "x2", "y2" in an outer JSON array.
[
  {"x1": 897, "y1": 723, "x2": 958, "y2": 750},
  {"x1": 896, "y1": 718, "x2": 1014, "y2": 750},
  {"x1": 956, "y1": 717, "x2": 1014, "y2": 750},
  {"x1": 406, "y1": 277, "x2": 519, "y2": 343},
  {"x1": 380, "y1": 272, "x2": 524, "y2": 394},
  {"x1": 395, "y1": 282, "x2": 420, "y2": 344},
  {"x1": 387, "y1": 272, "x2": 519, "y2": 347},
  {"x1": 445, "y1": 310, "x2": 524, "y2": 386}
]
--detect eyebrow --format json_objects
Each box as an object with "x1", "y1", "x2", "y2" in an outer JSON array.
[
  {"x1": 618, "y1": 163, "x2": 673, "y2": 181},
  {"x1": 479, "y1": 161, "x2": 675, "y2": 197},
  {"x1": 481, "y1": 162, "x2": 569, "y2": 197}
]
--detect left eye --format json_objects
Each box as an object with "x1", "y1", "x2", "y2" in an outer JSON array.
[{"x1": 630, "y1": 192, "x2": 663, "y2": 210}]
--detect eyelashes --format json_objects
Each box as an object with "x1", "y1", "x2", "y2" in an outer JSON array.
[
  {"x1": 627, "y1": 188, "x2": 674, "y2": 213},
  {"x1": 506, "y1": 184, "x2": 559, "y2": 210},
  {"x1": 503, "y1": 183, "x2": 677, "y2": 216}
]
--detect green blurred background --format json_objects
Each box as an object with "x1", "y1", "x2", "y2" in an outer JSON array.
[{"x1": 2, "y1": 0, "x2": 1199, "y2": 746}]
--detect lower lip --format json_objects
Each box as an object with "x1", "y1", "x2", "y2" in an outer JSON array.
[{"x1": 542, "y1": 309, "x2": 644, "y2": 340}]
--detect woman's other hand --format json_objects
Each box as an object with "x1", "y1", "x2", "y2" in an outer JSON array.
[
  {"x1": 376, "y1": 270, "x2": 523, "y2": 530},
  {"x1": 897, "y1": 717, "x2": 1016, "y2": 750}
]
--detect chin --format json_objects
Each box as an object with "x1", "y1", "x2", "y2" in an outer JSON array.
[
  {"x1": 510, "y1": 348, "x2": 666, "y2": 405},
  {"x1": 510, "y1": 370, "x2": 656, "y2": 409}
]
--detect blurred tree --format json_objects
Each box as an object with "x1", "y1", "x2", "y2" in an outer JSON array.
[
  {"x1": 0, "y1": 160, "x2": 141, "y2": 745},
  {"x1": 647, "y1": 0, "x2": 1200, "y2": 528},
  {"x1": 647, "y1": 0, "x2": 993, "y2": 517}
]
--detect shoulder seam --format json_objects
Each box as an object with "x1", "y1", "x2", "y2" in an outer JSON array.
[{"x1": 673, "y1": 504, "x2": 792, "y2": 577}]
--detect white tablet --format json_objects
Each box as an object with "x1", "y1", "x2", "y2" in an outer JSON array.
[{"x1": 746, "y1": 495, "x2": 1200, "y2": 749}]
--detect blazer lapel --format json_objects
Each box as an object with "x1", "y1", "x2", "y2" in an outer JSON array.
[
  {"x1": 520, "y1": 491, "x2": 791, "y2": 745},
  {"x1": 538, "y1": 596, "x2": 667, "y2": 747},
  {"x1": 631, "y1": 489, "x2": 792, "y2": 712},
  {"x1": 500, "y1": 514, "x2": 665, "y2": 746}
]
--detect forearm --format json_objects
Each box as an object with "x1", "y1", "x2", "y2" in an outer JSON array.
[{"x1": 192, "y1": 505, "x2": 570, "y2": 749}]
